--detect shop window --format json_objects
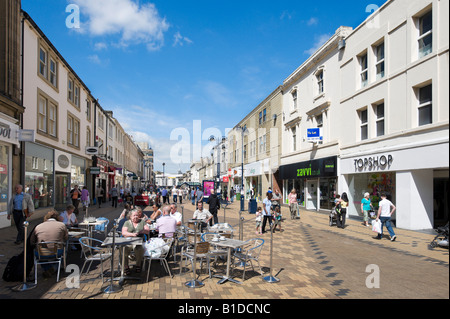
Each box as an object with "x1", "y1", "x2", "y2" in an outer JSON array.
[
  {"x1": 359, "y1": 109, "x2": 368, "y2": 140},
  {"x1": 316, "y1": 70, "x2": 324, "y2": 94},
  {"x1": 375, "y1": 103, "x2": 385, "y2": 137},
  {"x1": 37, "y1": 93, "x2": 58, "y2": 138},
  {"x1": 359, "y1": 52, "x2": 368, "y2": 88},
  {"x1": 418, "y1": 10, "x2": 432, "y2": 59},
  {"x1": 418, "y1": 84, "x2": 432, "y2": 126},
  {"x1": 375, "y1": 42, "x2": 385, "y2": 80},
  {"x1": 292, "y1": 127, "x2": 297, "y2": 152}
]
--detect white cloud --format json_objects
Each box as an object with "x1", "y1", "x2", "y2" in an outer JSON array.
[
  {"x1": 307, "y1": 17, "x2": 318, "y2": 26},
  {"x1": 304, "y1": 33, "x2": 332, "y2": 55},
  {"x1": 280, "y1": 10, "x2": 293, "y2": 20},
  {"x1": 73, "y1": 0, "x2": 170, "y2": 51},
  {"x1": 94, "y1": 42, "x2": 108, "y2": 51},
  {"x1": 173, "y1": 31, "x2": 193, "y2": 47}
]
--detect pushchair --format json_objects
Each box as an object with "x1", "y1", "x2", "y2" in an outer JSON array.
[{"x1": 329, "y1": 206, "x2": 338, "y2": 226}]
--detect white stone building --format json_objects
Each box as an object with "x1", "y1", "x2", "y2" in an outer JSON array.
[{"x1": 280, "y1": 0, "x2": 449, "y2": 230}]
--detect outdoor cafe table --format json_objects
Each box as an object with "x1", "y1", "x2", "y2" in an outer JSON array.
[
  {"x1": 210, "y1": 238, "x2": 247, "y2": 285},
  {"x1": 79, "y1": 219, "x2": 108, "y2": 238},
  {"x1": 102, "y1": 236, "x2": 143, "y2": 285}
]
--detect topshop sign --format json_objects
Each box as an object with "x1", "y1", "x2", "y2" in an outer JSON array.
[{"x1": 354, "y1": 154, "x2": 393, "y2": 171}]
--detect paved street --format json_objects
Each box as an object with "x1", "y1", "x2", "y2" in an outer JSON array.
[{"x1": 0, "y1": 201, "x2": 448, "y2": 300}]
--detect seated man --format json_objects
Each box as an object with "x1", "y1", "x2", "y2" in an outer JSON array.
[
  {"x1": 169, "y1": 203, "x2": 183, "y2": 226},
  {"x1": 30, "y1": 210, "x2": 68, "y2": 278},
  {"x1": 156, "y1": 205, "x2": 177, "y2": 238},
  {"x1": 121, "y1": 209, "x2": 150, "y2": 274},
  {"x1": 193, "y1": 201, "x2": 213, "y2": 232}
]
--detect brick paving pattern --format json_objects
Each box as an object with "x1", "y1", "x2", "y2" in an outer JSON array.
[{"x1": 0, "y1": 201, "x2": 448, "y2": 299}]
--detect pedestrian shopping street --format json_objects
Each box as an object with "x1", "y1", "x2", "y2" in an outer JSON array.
[{"x1": 0, "y1": 201, "x2": 448, "y2": 300}]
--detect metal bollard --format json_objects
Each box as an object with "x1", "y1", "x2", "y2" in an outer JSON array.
[
  {"x1": 185, "y1": 219, "x2": 204, "y2": 288},
  {"x1": 263, "y1": 222, "x2": 280, "y2": 283},
  {"x1": 12, "y1": 221, "x2": 36, "y2": 292},
  {"x1": 104, "y1": 219, "x2": 122, "y2": 294}
]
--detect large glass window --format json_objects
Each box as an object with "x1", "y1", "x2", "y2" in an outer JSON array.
[
  {"x1": 25, "y1": 143, "x2": 54, "y2": 209},
  {"x1": 320, "y1": 178, "x2": 336, "y2": 210},
  {"x1": 0, "y1": 144, "x2": 9, "y2": 215},
  {"x1": 348, "y1": 172, "x2": 396, "y2": 218}
]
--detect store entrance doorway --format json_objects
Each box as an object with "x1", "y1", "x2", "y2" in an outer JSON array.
[
  {"x1": 55, "y1": 173, "x2": 70, "y2": 210},
  {"x1": 433, "y1": 178, "x2": 449, "y2": 227}
]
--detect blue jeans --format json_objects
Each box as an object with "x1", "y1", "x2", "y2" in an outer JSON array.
[{"x1": 378, "y1": 217, "x2": 395, "y2": 238}]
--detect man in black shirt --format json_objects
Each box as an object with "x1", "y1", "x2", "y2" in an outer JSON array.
[{"x1": 207, "y1": 189, "x2": 221, "y2": 226}]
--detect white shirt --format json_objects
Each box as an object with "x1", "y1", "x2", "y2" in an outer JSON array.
[
  {"x1": 262, "y1": 198, "x2": 272, "y2": 216},
  {"x1": 61, "y1": 211, "x2": 77, "y2": 226},
  {"x1": 193, "y1": 209, "x2": 212, "y2": 222},
  {"x1": 379, "y1": 198, "x2": 394, "y2": 217},
  {"x1": 170, "y1": 211, "x2": 182, "y2": 224}
]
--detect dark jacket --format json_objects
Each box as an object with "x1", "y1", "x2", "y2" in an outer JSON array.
[{"x1": 207, "y1": 194, "x2": 220, "y2": 214}]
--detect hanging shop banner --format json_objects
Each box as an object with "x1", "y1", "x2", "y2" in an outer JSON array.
[{"x1": 279, "y1": 156, "x2": 337, "y2": 180}]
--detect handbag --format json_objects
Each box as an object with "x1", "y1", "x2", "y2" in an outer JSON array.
[{"x1": 369, "y1": 210, "x2": 377, "y2": 219}]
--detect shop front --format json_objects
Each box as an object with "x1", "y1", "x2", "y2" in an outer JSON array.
[
  {"x1": 25, "y1": 142, "x2": 54, "y2": 210},
  {"x1": 0, "y1": 116, "x2": 20, "y2": 228},
  {"x1": 280, "y1": 156, "x2": 338, "y2": 211},
  {"x1": 54, "y1": 149, "x2": 72, "y2": 210},
  {"x1": 340, "y1": 141, "x2": 449, "y2": 230}
]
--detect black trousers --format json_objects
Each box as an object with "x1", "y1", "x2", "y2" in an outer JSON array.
[
  {"x1": 262, "y1": 215, "x2": 273, "y2": 233},
  {"x1": 336, "y1": 208, "x2": 346, "y2": 228},
  {"x1": 111, "y1": 196, "x2": 118, "y2": 208},
  {"x1": 13, "y1": 210, "x2": 25, "y2": 242}
]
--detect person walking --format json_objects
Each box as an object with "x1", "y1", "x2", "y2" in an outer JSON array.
[
  {"x1": 196, "y1": 187, "x2": 204, "y2": 205},
  {"x1": 190, "y1": 188, "x2": 196, "y2": 205},
  {"x1": 96, "y1": 185, "x2": 104, "y2": 208},
  {"x1": 8, "y1": 184, "x2": 34, "y2": 245},
  {"x1": 80, "y1": 186, "x2": 90, "y2": 212},
  {"x1": 110, "y1": 184, "x2": 119, "y2": 208},
  {"x1": 288, "y1": 189, "x2": 298, "y2": 220},
  {"x1": 375, "y1": 192, "x2": 397, "y2": 241},
  {"x1": 70, "y1": 185, "x2": 82, "y2": 215},
  {"x1": 261, "y1": 192, "x2": 273, "y2": 233},
  {"x1": 336, "y1": 192, "x2": 349, "y2": 229},
  {"x1": 161, "y1": 188, "x2": 169, "y2": 205},
  {"x1": 361, "y1": 192, "x2": 373, "y2": 227},
  {"x1": 229, "y1": 188, "x2": 234, "y2": 203},
  {"x1": 207, "y1": 189, "x2": 221, "y2": 226}
]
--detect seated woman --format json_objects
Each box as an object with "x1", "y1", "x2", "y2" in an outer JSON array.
[
  {"x1": 150, "y1": 203, "x2": 162, "y2": 221},
  {"x1": 121, "y1": 209, "x2": 150, "y2": 274},
  {"x1": 60, "y1": 204, "x2": 78, "y2": 228}
]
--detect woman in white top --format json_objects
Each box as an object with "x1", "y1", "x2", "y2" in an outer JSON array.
[
  {"x1": 261, "y1": 192, "x2": 273, "y2": 233},
  {"x1": 60, "y1": 204, "x2": 78, "y2": 227}
]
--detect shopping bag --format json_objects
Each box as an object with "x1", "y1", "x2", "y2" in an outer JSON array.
[
  {"x1": 372, "y1": 219, "x2": 382, "y2": 234},
  {"x1": 144, "y1": 237, "x2": 169, "y2": 258}
]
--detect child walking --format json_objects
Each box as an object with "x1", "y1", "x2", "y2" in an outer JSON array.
[
  {"x1": 273, "y1": 206, "x2": 283, "y2": 232},
  {"x1": 255, "y1": 206, "x2": 262, "y2": 235}
]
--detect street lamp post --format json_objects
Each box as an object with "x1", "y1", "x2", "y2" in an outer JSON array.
[
  {"x1": 162, "y1": 162, "x2": 165, "y2": 187},
  {"x1": 237, "y1": 126, "x2": 247, "y2": 212},
  {"x1": 209, "y1": 136, "x2": 226, "y2": 195}
]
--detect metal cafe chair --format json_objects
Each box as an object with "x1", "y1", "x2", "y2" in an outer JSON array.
[
  {"x1": 79, "y1": 237, "x2": 112, "y2": 283},
  {"x1": 143, "y1": 238, "x2": 174, "y2": 282},
  {"x1": 34, "y1": 241, "x2": 66, "y2": 285},
  {"x1": 232, "y1": 238, "x2": 265, "y2": 281}
]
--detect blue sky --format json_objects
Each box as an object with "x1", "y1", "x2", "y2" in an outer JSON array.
[{"x1": 21, "y1": 0, "x2": 386, "y2": 173}]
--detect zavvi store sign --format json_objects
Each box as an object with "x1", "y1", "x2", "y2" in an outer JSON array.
[{"x1": 280, "y1": 156, "x2": 337, "y2": 180}]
